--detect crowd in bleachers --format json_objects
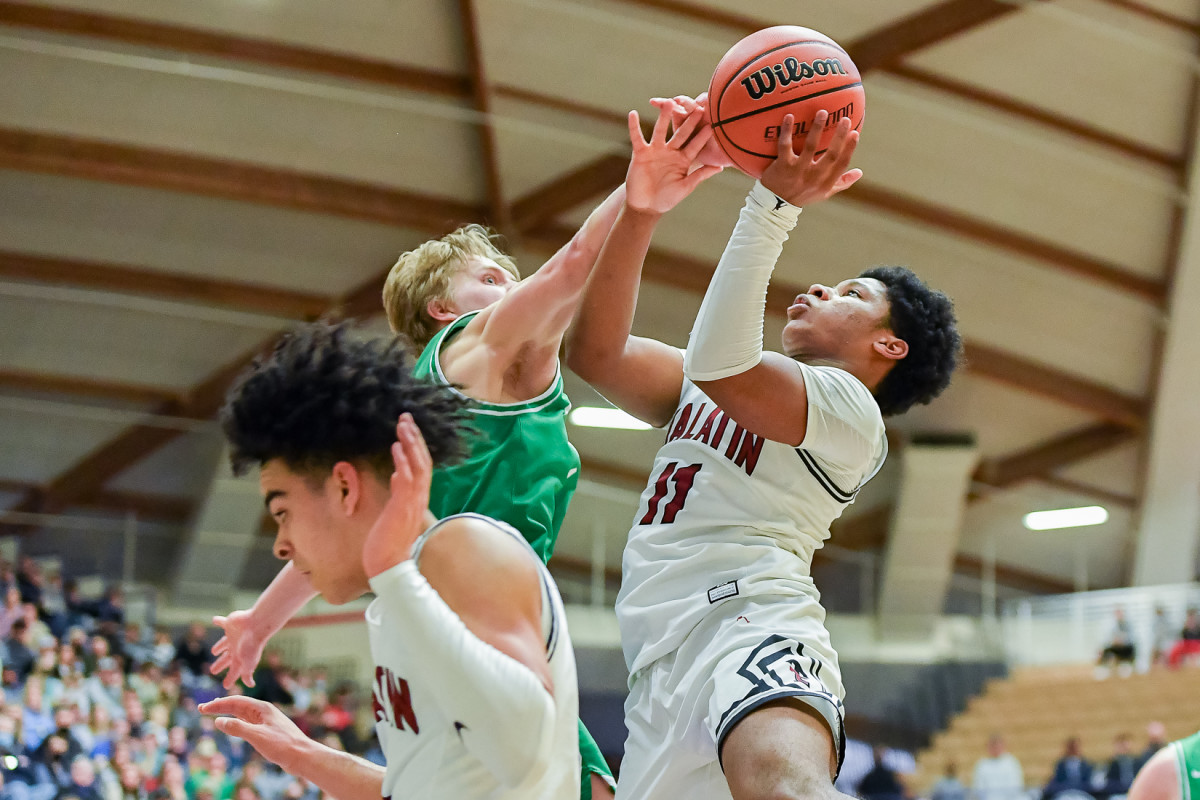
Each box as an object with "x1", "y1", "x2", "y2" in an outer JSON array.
[
  {"x1": 1096, "y1": 606, "x2": 1200, "y2": 677},
  {"x1": 0, "y1": 557, "x2": 374, "y2": 800}
]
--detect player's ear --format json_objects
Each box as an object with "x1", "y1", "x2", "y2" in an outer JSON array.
[
  {"x1": 426, "y1": 297, "x2": 458, "y2": 324},
  {"x1": 329, "y1": 462, "x2": 363, "y2": 516},
  {"x1": 873, "y1": 334, "x2": 908, "y2": 362}
]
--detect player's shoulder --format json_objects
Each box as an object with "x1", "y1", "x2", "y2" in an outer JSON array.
[
  {"x1": 418, "y1": 514, "x2": 542, "y2": 587},
  {"x1": 798, "y1": 362, "x2": 884, "y2": 434}
]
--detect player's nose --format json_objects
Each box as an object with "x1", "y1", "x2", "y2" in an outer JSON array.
[
  {"x1": 273, "y1": 537, "x2": 291, "y2": 561},
  {"x1": 808, "y1": 283, "x2": 831, "y2": 300}
]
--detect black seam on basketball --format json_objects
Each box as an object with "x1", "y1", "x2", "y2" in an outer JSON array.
[
  {"x1": 715, "y1": 39, "x2": 853, "y2": 119},
  {"x1": 712, "y1": 81, "x2": 862, "y2": 130}
]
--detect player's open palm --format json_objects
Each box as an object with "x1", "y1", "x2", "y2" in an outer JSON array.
[
  {"x1": 210, "y1": 609, "x2": 266, "y2": 690},
  {"x1": 362, "y1": 413, "x2": 433, "y2": 579},
  {"x1": 761, "y1": 110, "x2": 862, "y2": 208},
  {"x1": 199, "y1": 697, "x2": 307, "y2": 772},
  {"x1": 625, "y1": 100, "x2": 723, "y2": 216}
]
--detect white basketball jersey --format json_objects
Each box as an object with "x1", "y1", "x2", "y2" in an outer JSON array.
[
  {"x1": 616, "y1": 363, "x2": 888, "y2": 674},
  {"x1": 367, "y1": 514, "x2": 579, "y2": 799}
]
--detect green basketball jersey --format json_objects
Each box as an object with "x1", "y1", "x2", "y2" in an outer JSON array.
[
  {"x1": 413, "y1": 310, "x2": 580, "y2": 563},
  {"x1": 1173, "y1": 731, "x2": 1200, "y2": 800}
]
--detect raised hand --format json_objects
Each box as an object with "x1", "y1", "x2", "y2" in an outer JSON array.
[
  {"x1": 211, "y1": 610, "x2": 266, "y2": 690},
  {"x1": 199, "y1": 696, "x2": 308, "y2": 772},
  {"x1": 361, "y1": 413, "x2": 434, "y2": 579},
  {"x1": 625, "y1": 100, "x2": 724, "y2": 216},
  {"x1": 759, "y1": 110, "x2": 862, "y2": 208},
  {"x1": 667, "y1": 92, "x2": 735, "y2": 169}
]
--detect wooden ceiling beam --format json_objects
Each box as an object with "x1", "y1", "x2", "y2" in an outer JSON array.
[
  {"x1": 0, "y1": 250, "x2": 330, "y2": 319},
  {"x1": 457, "y1": 0, "x2": 510, "y2": 231},
  {"x1": 886, "y1": 66, "x2": 1180, "y2": 171},
  {"x1": 848, "y1": 183, "x2": 1167, "y2": 305},
  {"x1": 511, "y1": 154, "x2": 629, "y2": 233},
  {"x1": 847, "y1": 0, "x2": 1031, "y2": 71},
  {"x1": 975, "y1": 422, "x2": 1139, "y2": 488},
  {"x1": 0, "y1": 128, "x2": 484, "y2": 232},
  {"x1": 954, "y1": 554, "x2": 1073, "y2": 595},
  {"x1": 1091, "y1": 0, "x2": 1200, "y2": 33},
  {"x1": 1036, "y1": 475, "x2": 1137, "y2": 510},
  {"x1": 964, "y1": 343, "x2": 1147, "y2": 428},
  {"x1": 0, "y1": 367, "x2": 179, "y2": 407},
  {"x1": 0, "y1": 1, "x2": 470, "y2": 98}
]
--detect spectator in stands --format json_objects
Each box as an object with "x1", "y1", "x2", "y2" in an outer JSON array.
[
  {"x1": 931, "y1": 762, "x2": 969, "y2": 800},
  {"x1": 22, "y1": 680, "x2": 55, "y2": 751},
  {"x1": 22, "y1": 609, "x2": 50, "y2": 655},
  {"x1": 149, "y1": 758, "x2": 186, "y2": 800},
  {"x1": 15, "y1": 560, "x2": 42, "y2": 613},
  {"x1": 857, "y1": 746, "x2": 906, "y2": 800},
  {"x1": 33, "y1": 706, "x2": 84, "y2": 769},
  {"x1": 1045, "y1": 736, "x2": 1093, "y2": 800},
  {"x1": 173, "y1": 625, "x2": 212, "y2": 685},
  {"x1": 1167, "y1": 608, "x2": 1200, "y2": 668},
  {"x1": 116, "y1": 762, "x2": 147, "y2": 800},
  {"x1": 6, "y1": 621, "x2": 37, "y2": 681},
  {"x1": 40, "y1": 574, "x2": 68, "y2": 641},
  {"x1": 1097, "y1": 608, "x2": 1137, "y2": 678},
  {"x1": 91, "y1": 588, "x2": 125, "y2": 645},
  {"x1": 245, "y1": 652, "x2": 291, "y2": 708},
  {"x1": 84, "y1": 659, "x2": 123, "y2": 721},
  {"x1": 1095, "y1": 733, "x2": 1138, "y2": 800},
  {"x1": 971, "y1": 734, "x2": 1025, "y2": 800},
  {"x1": 59, "y1": 755, "x2": 103, "y2": 800},
  {"x1": 1149, "y1": 607, "x2": 1173, "y2": 668},
  {"x1": 62, "y1": 582, "x2": 95, "y2": 634},
  {"x1": 0, "y1": 589, "x2": 26, "y2": 641},
  {"x1": 147, "y1": 632, "x2": 173, "y2": 673},
  {"x1": 1136, "y1": 722, "x2": 1169, "y2": 773}
]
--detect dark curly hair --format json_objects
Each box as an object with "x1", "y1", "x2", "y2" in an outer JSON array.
[
  {"x1": 220, "y1": 321, "x2": 471, "y2": 479},
  {"x1": 859, "y1": 266, "x2": 962, "y2": 417}
]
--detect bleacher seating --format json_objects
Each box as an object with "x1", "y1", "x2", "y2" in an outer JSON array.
[{"x1": 911, "y1": 665, "x2": 1200, "y2": 794}]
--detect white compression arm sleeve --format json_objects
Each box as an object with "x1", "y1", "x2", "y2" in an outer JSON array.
[
  {"x1": 368, "y1": 561, "x2": 555, "y2": 788},
  {"x1": 683, "y1": 180, "x2": 801, "y2": 381}
]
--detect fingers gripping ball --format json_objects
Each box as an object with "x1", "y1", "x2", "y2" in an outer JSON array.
[{"x1": 708, "y1": 26, "x2": 865, "y2": 178}]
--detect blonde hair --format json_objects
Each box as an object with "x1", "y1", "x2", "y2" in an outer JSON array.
[{"x1": 382, "y1": 224, "x2": 520, "y2": 350}]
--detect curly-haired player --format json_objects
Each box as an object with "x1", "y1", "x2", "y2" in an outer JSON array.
[
  {"x1": 567, "y1": 100, "x2": 961, "y2": 800},
  {"x1": 201, "y1": 322, "x2": 582, "y2": 799}
]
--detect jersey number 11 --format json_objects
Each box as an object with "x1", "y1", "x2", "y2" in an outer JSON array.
[{"x1": 639, "y1": 462, "x2": 702, "y2": 525}]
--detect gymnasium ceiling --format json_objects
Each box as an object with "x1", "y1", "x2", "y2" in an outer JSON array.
[{"x1": 0, "y1": 0, "x2": 1197, "y2": 609}]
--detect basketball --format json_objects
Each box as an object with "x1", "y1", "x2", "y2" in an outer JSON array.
[{"x1": 707, "y1": 26, "x2": 865, "y2": 178}]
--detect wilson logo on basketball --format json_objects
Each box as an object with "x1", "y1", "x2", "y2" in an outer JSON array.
[{"x1": 740, "y1": 57, "x2": 848, "y2": 100}]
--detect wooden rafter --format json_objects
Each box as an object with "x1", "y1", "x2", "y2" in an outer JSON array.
[
  {"x1": 0, "y1": 250, "x2": 330, "y2": 319},
  {"x1": 511, "y1": 154, "x2": 628, "y2": 233},
  {"x1": 0, "y1": 480, "x2": 190, "y2": 524},
  {"x1": 0, "y1": 367, "x2": 179, "y2": 407},
  {"x1": 955, "y1": 554, "x2": 1073, "y2": 595},
  {"x1": 0, "y1": 128, "x2": 484, "y2": 232},
  {"x1": 846, "y1": 0, "x2": 1031, "y2": 71},
  {"x1": 1036, "y1": 475, "x2": 1137, "y2": 510},
  {"x1": 963, "y1": 343, "x2": 1147, "y2": 429},
  {"x1": 457, "y1": 0, "x2": 510, "y2": 231},
  {"x1": 0, "y1": 1, "x2": 470, "y2": 98},
  {"x1": 1091, "y1": 0, "x2": 1200, "y2": 33},
  {"x1": 886, "y1": 66, "x2": 1180, "y2": 171},
  {"x1": 848, "y1": 183, "x2": 1166, "y2": 305},
  {"x1": 974, "y1": 423, "x2": 1139, "y2": 488}
]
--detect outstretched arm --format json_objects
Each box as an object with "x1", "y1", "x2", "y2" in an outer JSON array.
[
  {"x1": 200, "y1": 696, "x2": 384, "y2": 800},
  {"x1": 565, "y1": 100, "x2": 721, "y2": 427},
  {"x1": 211, "y1": 563, "x2": 317, "y2": 690},
  {"x1": 686, "y1": 110, "x2": 861, "y2": 445}
]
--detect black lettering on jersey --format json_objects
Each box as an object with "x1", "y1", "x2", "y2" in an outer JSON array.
[{"x1": 373, "y1": 666, "x2": 419, "y2": 734}]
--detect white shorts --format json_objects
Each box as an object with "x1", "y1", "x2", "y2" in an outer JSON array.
[{"x1": 615, "y1": 594, "x2": 846, "y2": 800}]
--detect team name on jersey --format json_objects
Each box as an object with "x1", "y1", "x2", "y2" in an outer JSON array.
[
  {"x1": 372, "y1": 666, "x2": 419, "y2": 734},
  {"x1": 665, "y1": 401, "x2": 764, "y2": 477}
]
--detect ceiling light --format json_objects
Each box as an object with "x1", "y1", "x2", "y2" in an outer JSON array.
[
  {"x1": 1023, "y1": 506, "x2": 1109, "y2": 531},
  {"x1": 569, "y1": 407, "x2": 653, "y2": 430}
]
